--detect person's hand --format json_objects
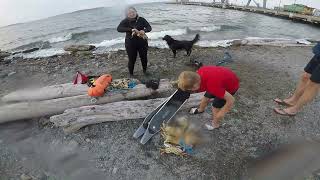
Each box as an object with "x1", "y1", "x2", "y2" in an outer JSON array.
[
  {"x1": 131, "y1": 29, "x2": 139, "y2": 36},
  {"x1": 138, "y1": 30, "x2": 145, "y2": 35}
]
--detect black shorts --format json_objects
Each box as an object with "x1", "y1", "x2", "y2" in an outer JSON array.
[
  {"x1": 204, "y1": 91, "x2": 236, "y2": 109},
  {"x1": 304, "y1": 55, "x2": 320, "y2": 83}
]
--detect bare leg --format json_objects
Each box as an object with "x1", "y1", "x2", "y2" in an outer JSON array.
[
  {"x1": 212, "y1": 107, "x2": 221, "y2": 128},
  {"x1": 284, "y1": 81, "x2": 320, "y2": 114},
  {"x1": 283, "y1": 72, "x2": 311, "y2": 105},
  {"x1": 198, "y1": 97, "x2": 210, "y2": 112}
]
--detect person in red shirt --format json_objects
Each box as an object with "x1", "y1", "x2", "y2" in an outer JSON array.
[{"x1": 178, "y1": 66, "x2": 240, "y2": 130}]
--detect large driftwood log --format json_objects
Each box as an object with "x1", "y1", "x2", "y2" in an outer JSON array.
[
  {"x1": 50, "y1": 93, "x2": 204, "y2": 133},
  {"x1": 0, "y1": 79, "x2": 173, "y2": 124},
  {"x1": 1, "y1": 83, "x2": 88, "y2": 103}
]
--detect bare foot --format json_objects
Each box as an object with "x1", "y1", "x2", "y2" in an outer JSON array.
[
  {"x1": 273, "y1": 98, "x2": 294, "y2": 107},
  {"x1": 274, "y1": 107, "x2": 297, "y2": 116}
]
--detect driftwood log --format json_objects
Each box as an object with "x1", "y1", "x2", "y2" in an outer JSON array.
[
  {"x1": 50, "y1": 93, "x2": 204, "y2": 133},
  {"x1": 1, "y1": 83, "x2": 88, "y2": 103},
  {"x1": 0, "y1": 79, "x2": 173, "y2": 124}
]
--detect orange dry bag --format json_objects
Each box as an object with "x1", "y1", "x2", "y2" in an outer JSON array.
[{"x1": 88, "y1": 74, "x2": 112, "y2": 97}]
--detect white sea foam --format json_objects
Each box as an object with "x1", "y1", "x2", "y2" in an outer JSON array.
[
  {"x1": 48, "y1": 33, "x2": 73, "y2": 43},
  {"x1": 147, "y1": 28, "x2": 187, "y2": 40},
  {"x1": 189, "y1": 25, "x2": 221, "y2": 32},
  {"x1": 91, "y1": 37, "x2": 125, "y2": 47},
  {"x1": 196, "y1": 40, "x2": 234, "y2": 48}
]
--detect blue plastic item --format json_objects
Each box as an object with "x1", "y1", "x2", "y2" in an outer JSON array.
[{"x1": 128, "y1": 81, "x2": 137, "y2": 89}]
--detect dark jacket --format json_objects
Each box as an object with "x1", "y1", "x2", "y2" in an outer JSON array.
[
  {"x1": 313, "y1": 42, "x2": 320, "y2": 57},
  {"x1": 117, "y1": 16, "x2": 152, "y2": 41}
]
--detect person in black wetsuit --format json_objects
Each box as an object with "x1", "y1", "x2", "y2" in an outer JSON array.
[{"x1": 117, "y1": 7, "x2": 152, "y2": 77}]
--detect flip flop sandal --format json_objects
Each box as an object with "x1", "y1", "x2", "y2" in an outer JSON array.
[
  {"x1": 273, "y1": 108, "x2": 296, "y2": 117},
  {"x1": 273, "y1": 98, "x2": 293, "y2": 107}
]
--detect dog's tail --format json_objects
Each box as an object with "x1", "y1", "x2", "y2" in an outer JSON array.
[{"x1": 192, "y1": 34, "x2": 200, "y2": 44}]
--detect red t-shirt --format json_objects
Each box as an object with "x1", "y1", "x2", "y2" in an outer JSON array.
[{"x1": 197, "y1": 66, "x2": 239, "y2": 99}]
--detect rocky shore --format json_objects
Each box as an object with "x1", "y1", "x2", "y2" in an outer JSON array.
[{"x1": 1, "y1": 45, "x2": 320, "y2": 179}]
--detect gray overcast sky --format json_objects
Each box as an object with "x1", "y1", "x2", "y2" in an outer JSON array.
[{"x1": 0, "y1": 0, "x2": 319, "y2": 27}]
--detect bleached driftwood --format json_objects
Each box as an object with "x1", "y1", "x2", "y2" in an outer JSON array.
[
  {"x1": 50, "y1": 93, "x2": 204, "y2": 133},
  {"x1": 1, "y1": 83, "x2": 88, "y2": 103},
  {"x1": 0, "y1": 79, "x2": 173, "y2": 124}
]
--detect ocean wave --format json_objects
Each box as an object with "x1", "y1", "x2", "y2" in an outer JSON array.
[
  {"x1": 148, "y1": 40, "x2": 169, "y2": 49},
  {"x1": 10, "y1": 37, "x2": 312, "y2": 58},
  {"x1": 244, "y1": 37, "x2": 298, "y2": 44},
  {"x1": 48, "y1": 28, "x2": 114, "y2": 44},
  {"x1": 11, "y1": 40, "x2": 51, "y2": 52},
  {"x1": 189, "y1": 25, "x2": 221, "y2": 32},
  {"x1": 48, "y1": 33, "x2": 73, "y2": 43},
  {"x1": 147, "y1": 28, "x2": 187, "y2": 40},
  {"x1": 92, "y1": 29, "x2": 187, "y2": 48},
  {"x1": 91, "y1": 37, "x2": 125, "y2": 47},
  {"x1": 196, "y1": 40, "x2": 235, "y2": 48}
]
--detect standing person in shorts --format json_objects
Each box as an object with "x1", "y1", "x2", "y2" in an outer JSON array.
[
  {"x1": 274, "y1": 42, "x2": 320, "y2": 116},
  {"x1": 178, "y1": 66, "x2": 240, "y2": 130}
]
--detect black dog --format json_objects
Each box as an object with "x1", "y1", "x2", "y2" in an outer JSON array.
[{"x1": 162, "y1": 34, "x2": 200, "y2": 58}]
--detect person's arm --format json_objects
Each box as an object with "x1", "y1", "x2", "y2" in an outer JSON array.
[
  {"x1": 117, "y1": 19, "x2": 132, "y2": 33},
  {"x1": 215, "y1": 91, "x2": 235, "y2": 120},
  {"x1": 143, "y1": 18, "x2": 152, "y2": 33}
]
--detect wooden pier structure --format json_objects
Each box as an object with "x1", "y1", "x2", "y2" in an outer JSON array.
[{"x1": 170, "y1": 1, "x2": 320, "y2": 25}]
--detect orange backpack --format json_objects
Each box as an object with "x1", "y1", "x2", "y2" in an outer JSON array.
[{"x1": 88, "y1": 74, "x2": 112, "y2": 97}]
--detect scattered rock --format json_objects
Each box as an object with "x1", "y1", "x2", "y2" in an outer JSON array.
[
  {"x1": 107, "y1": 53, "x2": 113, "y2": 59},
  {"x1": 240, "y1": 40, "x2": 249, "y2": 45},
  {"x1": 20, "y1": 174, "x2": 32, "y2": 180},
  {"x1": 61, "y1": 67, "x2": 70, "y2": 74},
  {"x1": 231, "y1": 40, "x2": 243, "y2": 46},
  {"x1": 39, "y1": 117, "x2": 50, "y2": 126},
  {"x1": 64, "y1": 45, "x2": 96, "y2": 52},
  {"x1": 0, "y1": 50, "x2": 11, "y2": 59},
  {"x1": 85, "y1": 138, "x2": 91, "y2": 143},
  {"x1": 68, "y1": 140, "x2": 79, "y2": 148},
  {"x1": 112, "y1": 167, "x2": 118, "y2": 174}
]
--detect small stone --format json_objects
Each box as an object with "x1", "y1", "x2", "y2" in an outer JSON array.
[
  {"x1": 84, "y1": 127, "x2": 89, "y2": 132},
  {"x1": 100, "y1": 142, "x2": 106, "y2": 146},
  {"x1": 62, "y1": 67, "x2": 70, "y2": 73},
  {"x1": 108, "y1": 53, "x2": 112, "y2": 59},
  {"x1": 7, "y1": 72, "x2": 16, "y2": 76},
  {"x1": 68, "y1": 140, "x2": 79, "y2": 148},
  {"x1": 20, "y1": 174, "x2": 32, "y2": 180},
  {"x1": 112, "y1": 167, "x2": 118, "y2": 174},
  {"x1": 85, "y1": 138, "x2": 91, "y2": 143},
  {"x1": 39, "y1": 117, "x2": 50, "y2": 126}
]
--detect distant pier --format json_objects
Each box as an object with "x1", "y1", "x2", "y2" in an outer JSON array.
[{"x1": 168, "y1": 2, "x2": 320, "y2": 26}]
